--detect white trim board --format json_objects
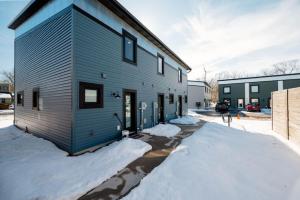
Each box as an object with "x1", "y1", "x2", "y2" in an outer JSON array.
[
  {"x1": 188, "y1": 82, "x2": 205, "y2": 87},
  {"x1": 218, "y1": 74, "x2": 300, "y2": 85}
]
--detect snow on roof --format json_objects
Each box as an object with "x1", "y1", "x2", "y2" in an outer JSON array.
[{"x1": 0, "y1": 93, "x2": 11, "y2": 99}]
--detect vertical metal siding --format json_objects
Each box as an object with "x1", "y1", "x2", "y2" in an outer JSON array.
[
  {"x1": 14, "y1": 9, "x2": 73, "y2": 152},
  {"x1": 72, "y1": 9, "x2": 187, "y2": 152}
]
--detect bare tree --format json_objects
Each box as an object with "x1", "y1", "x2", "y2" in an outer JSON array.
[
  {"x1": 261, "y1": 59, "x2": 300, "y2": 75},
  {"x1": 2, "y1": 70, "x2": 14, "y2": 84},
  {"x1": 1, "y1": 70, "x2": 14, "y2": 92}
]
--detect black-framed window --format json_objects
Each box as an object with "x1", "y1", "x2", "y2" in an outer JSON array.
[
  {"x1": 250, "y1": 85, "x2": 259, "y2": 93},
  {"x1": 223, "y1": 86, "x2": 231, "y2": 94},
  {"x1": 32, "y1": 88, "x2": 39, "y2": 110},
  {"x1": 169, "y1": 93, "x2": 174, "y2": 104},
  {"x1": 17, "y1": 91, "x2": 24, "y2": 106},
  {"x1": 223, "y1": 98, "x2": 231, "y2": 106},
  {"x1": 122, "y1": 30, "x2": 137, "y2": 64},
  {"x1": 79, "y1": 82, "x2": 103, "y2": 109},
  {"x1": 157, "y1": 54, "x2": 164, "y2": 75},
  {"x1": 250, "y1": 98, "x2": 259, "y2": 105},
  {"x1": 178, "y1": 69, "x2": 182, "y2": 83},
  {"x1": 184, "y1": 95, "x2": 188, "y2": 103}
]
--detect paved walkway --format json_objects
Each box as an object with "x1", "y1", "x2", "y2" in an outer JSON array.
[{"x1": 78, "y1": 121, "x2": 206, "y2": 200}]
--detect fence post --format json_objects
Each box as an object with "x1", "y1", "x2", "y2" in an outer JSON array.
[
  {"x1": 287, "y1": 89, "x2": 289, "y2": 140},
  {"x1": 271, "y1": 92, "x2": 273, "y2": 130}
]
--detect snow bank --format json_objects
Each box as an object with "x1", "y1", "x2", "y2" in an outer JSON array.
[
  {"x1": 143, "y1": 124, "x2": 181, "y2": 137},
  {"x1": 0, "y1": 122, "x2": 151, "y2": 200},
  {"x1": 170, "y1": 115, "x2": 200, "y2": 125},
  {"x1": 124, "y1": 121, "x2": 300, "y2": 200},
  {"x1": 261, "y1": 108, "x2": 271, "y2": 115}
]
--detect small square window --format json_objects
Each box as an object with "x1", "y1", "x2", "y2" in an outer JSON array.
[
  {"x1": 17, "y1": 91, "x2": 24, "y2": 106},
  {"x1": 79, "y1": 82, "x2": 103, "y2": 109},
  {"x1": 178, "y1": 69, "x2": 182, "y2": 83},
  {"x1": 251, "y1": 85, "x2": 259, "y2": 93},
  {"x1": 32, "y1": 88, "x2": 39, "y2": 110},
  {"x1": 157, "y1": 54, "x2": 164, "y2": 75},
  {"x1": 169, "y1": 93, "x2": 174, "y2": 104},
  {"x1": 223, "y1": 86, "x2": 231, "y2": 94},
  {"x1": 122, "y1": 30, "x2": 137, "y2": 64}
]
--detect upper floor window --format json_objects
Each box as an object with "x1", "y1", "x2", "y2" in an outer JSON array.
[
  {"x1": 178, "y1": 69, "x2": 182, "y2": 83},
  {"x1": 157, "y1": 54, "x2": 164, "y2": 75},
  {"x1": 79, "y1": 82, "x2": 103, "y2": 109},
  {"x1": 251, "y1": 85, "x2": 259, "y2": 93},
  {"x1": 17, "y1": 91, "x2": 24, "y2": 106},
  {"x1": 122, "y1": 30, "x2": 137, "y2": 64},
  {"x1": 32, "y1": 88, "x2": 39, "y2": 110},
  {"x1": 223, "y1": 86, "x2": 231, "y2": 94}
]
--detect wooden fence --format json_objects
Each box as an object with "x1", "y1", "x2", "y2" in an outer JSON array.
[{"x1": 272, "y1": 87, "x2": 300, "y2": 147}]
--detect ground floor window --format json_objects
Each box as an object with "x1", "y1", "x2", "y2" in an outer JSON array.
[
  {"x1": 184, "y1": 95, "x2": 188, "y2": 103},
  {"x1": 250, "y1": 98, "x2": 259, "y2": 105},
  {"x1": 79, "y1": 82, "x2": 103, "y2": 109},
  {"x1": 223, "y1": 98, "x2": 231, "y2": 106},
  {"x1": 237, "y1": 98, "x2": 244, "y2": 109}
]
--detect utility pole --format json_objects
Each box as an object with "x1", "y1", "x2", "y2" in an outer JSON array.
[{"x1": 203, "y1": 66, "x2": 207, "y2": 82}]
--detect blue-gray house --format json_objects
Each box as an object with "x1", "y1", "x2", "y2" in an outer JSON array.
[{"x1": 9, "y1": 0, "x2": 191, "y2": 154}]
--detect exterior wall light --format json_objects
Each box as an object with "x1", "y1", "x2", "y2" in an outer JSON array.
[{"x1": 111, "y1": 92, "x2": 121, "y2": 99}]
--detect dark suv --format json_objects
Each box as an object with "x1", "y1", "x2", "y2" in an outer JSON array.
[{"x1": 215, "y1": 102, "x2": 229, "y2": 114}]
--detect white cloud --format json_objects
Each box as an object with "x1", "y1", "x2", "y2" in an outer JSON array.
[{"x1": 164, "y1": 0, "x2": 300, "y2": 80}]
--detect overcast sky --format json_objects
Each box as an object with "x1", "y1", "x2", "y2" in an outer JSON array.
[{"x1": 1, "y1": 0, "x2": 300, "y2": 80}]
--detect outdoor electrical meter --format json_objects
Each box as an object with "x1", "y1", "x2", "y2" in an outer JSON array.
[{"x1": 141, "y1": 102, "x2": 147, "y2": 110}]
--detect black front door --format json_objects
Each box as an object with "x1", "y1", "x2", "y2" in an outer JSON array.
[
  {"x1": 123, "y1": 90, "x2": 137, "y2": 132},
  {"x1": 178, "y1": 95, "x2": 183, "y2": 117},
  {"x1": 158, "y1": 94, "x2": 164, "y2": 122}
]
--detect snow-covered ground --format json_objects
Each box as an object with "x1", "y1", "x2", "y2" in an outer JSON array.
[
  {"x1": 124, "y1": 117, "x2": 300, "y2": 200},
  {"x1": 142, "y1": 124, "x2": 181, "y2": 137},
  {"x1": 169, "y1": 115, "x2": 200, "y2": 125},
  {"x1": 0, "y1": 118, "x2": 151, "y2": 200},
  {"x1": 261, "y1": 108, "x2": 272, "y2": 115},
  {"x1": 0, "y1": 109, "x2": 13, "y2": 115}
]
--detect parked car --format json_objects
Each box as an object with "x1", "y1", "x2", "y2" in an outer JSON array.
[
  {"x1": 245, "y1": 103, "x2": 260, "y2": 112},
  {"x1": 215, "y1": 102, "x2": 229, "y2": 113}
]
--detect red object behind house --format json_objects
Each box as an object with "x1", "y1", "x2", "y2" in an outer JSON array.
[{"x1": 245, "y1": 103, "x2": 261, "y2": 112}]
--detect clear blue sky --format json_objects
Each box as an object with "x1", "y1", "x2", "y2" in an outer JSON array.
[
  {"x1": 0, "y1": 0, "x2": 29, "y2": 80},
  {"x1": 1, "y1": 0, "x2": 300, "y2": 81}
]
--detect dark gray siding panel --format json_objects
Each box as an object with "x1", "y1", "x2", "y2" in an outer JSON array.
[
  {"x1": 219, "y1": 83, "x2": 245, "y2": 109},
  {"x1": 284, "y1": 79, "x2": 300, "y2": 89},
  {"x1": 72, "y1": 9, "x2": 187, "y2": 152},
  {"x1": 249, "y1": 81, "x2": 277, "y2": 108},
  {"x1": 14, "y1": 9, "x2": 73, "y2": 152}
]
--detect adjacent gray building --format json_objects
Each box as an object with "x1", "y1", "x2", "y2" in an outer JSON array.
[
  {"x1": 188, "y1": 80, "x2": 211, "y2": 109},
  {"x1": 218, "y1": 73, "x2": 300, "y2": 110},
  {"x1": 9, "y1": 0, "x2": 191, "y2": 154}
]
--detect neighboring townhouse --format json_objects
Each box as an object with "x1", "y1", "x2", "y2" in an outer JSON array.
[
  {"x1": 9, "y1": 0, "x2": 191, "y2": 154},
  {"x1": 188, "y1": 80, "x2": 211, "y2": 109},
  {"x1": 0, "y1": 82, "x2": 13, "y2": 94},
  {"x1": 218, "y1": 73, "x2": 300, "y2": 110},
  {"x1": 0, "y1": 82, "x2": 13, "y2": 109}
]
